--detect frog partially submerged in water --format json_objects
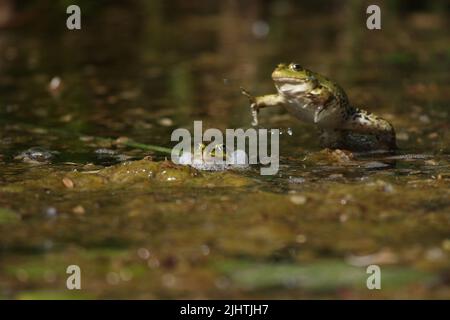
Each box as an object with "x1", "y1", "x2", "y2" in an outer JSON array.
[{"x1": 241, "y1": 63, "x2": 397, "y2": 152}]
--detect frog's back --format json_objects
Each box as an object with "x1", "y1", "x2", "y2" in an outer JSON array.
[{"x1": 315, "y1": 71, "x2": 350, "y2": 108}]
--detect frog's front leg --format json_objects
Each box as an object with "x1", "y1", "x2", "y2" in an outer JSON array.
[{"x1": 241, "y1": 87, "x2": 285, "y2": 126}]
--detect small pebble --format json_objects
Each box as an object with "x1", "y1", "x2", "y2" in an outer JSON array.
[
  {"x1": 45, "y1": 207, "x2": 58, "y2": 218},
  {"x1": 295, "y1": 234, "x2": 307, "y2": 243},
  {"x1": 290, "y1": 195, "x2": 307, "y2": 205},
  {"x1": 425, "y1": 247, "x2": 444, "y2": 261},
  {"x1": 72, "y1": 205, "x2": 85, "y2": 215},
  {"x1": 419, "y1": 115, "x2": 430, "y2": 123},
  {"x1": 441, "y1": 239, "x2": 450, "y2": 251},
  {"x1": 48, "y1": 76, "x2": 62, "y2": 92},
  {"x1": 329, "y1": 149, "x2": 353, "y2": 163},
  {"x1": 200, "y1": 244, "x2": 210, "y2": 256},
  {"x1": 62, "y1": 177, "x2": 74, "y2": 189},
  {"x1": 59, "y1": 114, "x2": 73, "y2": 123},
  {"x1": 424, "y1": 159, "x2": 438, "y2": 166},
  {"x1": 115, "y1": 136, "x2": 130, "y2": 144},
  {"x1": 158, "y1": 118, "x2": 173, "y2": 126}
]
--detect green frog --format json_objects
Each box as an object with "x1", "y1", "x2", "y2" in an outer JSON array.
[{"x1": 241, "y1": 63, "x2": 397, "y2": 151}]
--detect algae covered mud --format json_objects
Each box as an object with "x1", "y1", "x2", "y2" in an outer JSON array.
[{"x1": 0, "y1": 1, "x2": 450, "y2": 299}]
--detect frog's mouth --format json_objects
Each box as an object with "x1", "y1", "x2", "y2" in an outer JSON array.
[
  {"x1": 272, "y1": 77, "x2": 305, "y2": 84},
  {"x1": 274, "y1": 79, "x2": 314, "y2": 95}
]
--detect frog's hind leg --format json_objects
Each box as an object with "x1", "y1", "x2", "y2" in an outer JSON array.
[
  {"x1": 342, "y1": 108, "x2": 397, "y2": 150},
  {"x1": 319, "y1": 129, "x2": 346, "y2": 149}
]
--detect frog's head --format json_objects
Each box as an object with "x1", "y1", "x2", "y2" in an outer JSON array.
[{"x1": 272, "y1": 63, "x2": 319, "y2": 96}]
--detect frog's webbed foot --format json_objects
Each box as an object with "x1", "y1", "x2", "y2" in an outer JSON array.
[{"x1": 240, "y1": 87, "x2": 259, "y2": 126}]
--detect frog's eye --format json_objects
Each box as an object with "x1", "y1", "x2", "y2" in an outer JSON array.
[{"x1": 290, "y1": 63, "x2": 302, "y2": 71}]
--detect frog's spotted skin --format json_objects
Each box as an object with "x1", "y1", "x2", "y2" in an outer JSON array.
[{"x1": 241, "y1": 63, "x2": 397, "y2": 151}]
